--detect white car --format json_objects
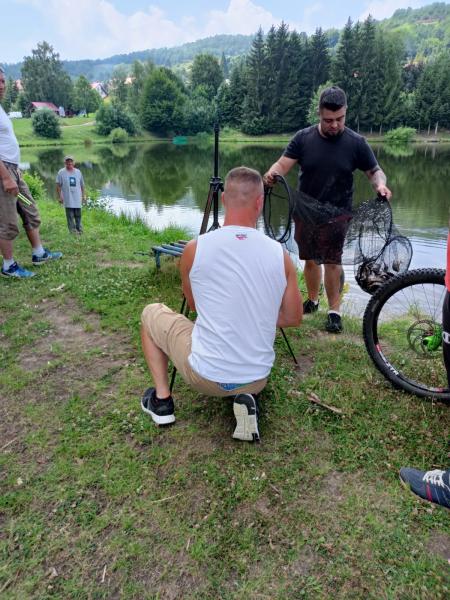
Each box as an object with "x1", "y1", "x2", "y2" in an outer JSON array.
[{"x1": 8, "y1": 111, "x2": 23, "y2": 119}]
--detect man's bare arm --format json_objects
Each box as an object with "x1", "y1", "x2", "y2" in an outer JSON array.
[
  {"x1": 277, "y1": 251, "x2": 303, "y2": 328},
  {"x1": 179, "y1": 239, "x2": 197, "y2": 311},
  {"x1": 264, "y1": 156, "x2": 298, "y2": 186},
  {"x1": 365, "y1": 167, "x2": 392, "y2": 200},
  {"x1": 0, "y1": 159, "x2": 18, "y2": 196}
]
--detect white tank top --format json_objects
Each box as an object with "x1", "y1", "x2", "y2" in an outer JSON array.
[
  {"x1": 0, "y1": 106, "x2": 20, "y2": 165},
  {"x1": 188, "y1": 226, "x2": 287, "y2": 382}
]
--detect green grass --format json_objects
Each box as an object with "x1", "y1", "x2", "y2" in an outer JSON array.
[
  {"x1": 0, "y1": 198, "x2": 449, "y2": 599},
  {"x1": 12, "y1": 115, "x2": 162, "y2": 147}
]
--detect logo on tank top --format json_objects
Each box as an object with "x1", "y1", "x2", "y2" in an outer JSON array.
[{"x1": 235, "y1": 234, "x2": 247, "y2": 240}]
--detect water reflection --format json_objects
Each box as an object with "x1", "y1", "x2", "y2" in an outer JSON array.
[{"x1": 26, "y1": 140, "x2": 448, "y2": 309}]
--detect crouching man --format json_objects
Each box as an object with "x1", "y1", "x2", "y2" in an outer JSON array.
[{"x1": 140, "y1": 166, "x2": 302, "y2": 442}]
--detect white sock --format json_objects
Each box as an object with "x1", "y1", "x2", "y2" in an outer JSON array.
[
  {"x1": 32, "y1": 245, "x2": 45, "y2": 257},
  {"x1": 3, "y1": 258, "x2": 15, "y2": 270},
  {"x1": 328, "y1": 310, "x2": 341, "y2": 316}
]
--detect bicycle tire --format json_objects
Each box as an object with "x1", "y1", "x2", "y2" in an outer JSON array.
[{"x1": 363, "y1": 268, "x2": 449, "y2": 401}]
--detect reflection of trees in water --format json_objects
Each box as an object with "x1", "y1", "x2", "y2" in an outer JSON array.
[
  {"x1": 135, "y1": 144, "x2": 189, "y2": 206},
  {"x1": 28, "y1": 141, "x2": 450, "y2": 233}
]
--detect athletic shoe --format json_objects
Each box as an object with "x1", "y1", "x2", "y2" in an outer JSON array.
[
  {"x1": 1, "y1": 261, "x2": 35, "y2": 278},
  {"x1": 303, "y1": 298, "x2": 319, "y2": 314},
  {"x1": 399, "y1": 467, "x2": 450, "y2": 509},
  {"x1": 232, "y1": 393, "x2": 260, "y2": 442},
  {"x1": 32, "y1": 248, "x2": 63, "y2": 265},
  {"x1": 325, "y1": 312, "x2": 343, "y2": 333},
  {"x1": 140, "y1": 387, "x2": 175, "y2": 425}
]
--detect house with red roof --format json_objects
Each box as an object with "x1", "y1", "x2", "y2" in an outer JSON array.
[{"x1": 30, "y1": 102, "x2": 59, "y2": 115}]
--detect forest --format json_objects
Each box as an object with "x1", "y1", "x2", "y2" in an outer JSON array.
[{"x1": 2, "y1": 3, "x2": 450, "y2": 136}]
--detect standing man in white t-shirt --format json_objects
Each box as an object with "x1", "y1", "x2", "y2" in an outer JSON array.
[
  {"x1": 140, "y1": 166, "x2": 302, "y2": 442},
  {"x1": 56, "y1": 155, "x2": 86, "y2": 233},
  {"x1": 0, "y1": 66, "x2": 62, "y2": 278}
]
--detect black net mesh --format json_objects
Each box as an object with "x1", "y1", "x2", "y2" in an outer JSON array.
[{"x1": 263, "y1": 176, "x2": 413, "y2": 294}]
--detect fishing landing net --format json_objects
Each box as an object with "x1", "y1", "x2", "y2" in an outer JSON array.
[{"x1": 263, "y1": 175, "x2": 412, "y2": 295}]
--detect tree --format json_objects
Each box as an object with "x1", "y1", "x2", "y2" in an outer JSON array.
[
  {"x1": 72, "y1": 75, "x2": 101, "y2": 114},
  {"x1": 3, "y1": 77, "x2": 19, "y2": 113},
  {"x1": 140, "y1": 68, "x2": 186, "y2": 135},
  {"x1": 127, "y1": 60, "x2": 154, "y2": 112},
  {"x1": 96, "y1": 102, "x2": 136, "y2": 136},
  {"x1": 308, "y1": 28, "x2": 331, "y2": 95},
  {"x1": 241, "y1": 28, "x2": 269, "y2": 134},
  {"x1": 110, "y1": 65, "x2": 128, "y2": 105},
  {"x1": 21, "y1": 41, "x2": 73, "y2": 107},
  {"x1": 190, "y1": 54, "x2": 223, "y2": 101},
  {"x1": 32, "y1": 108, "x2": 61, "y2": 138},
  {"x1": 332, "y1": 19, "x2": 360, "y2": 127}
]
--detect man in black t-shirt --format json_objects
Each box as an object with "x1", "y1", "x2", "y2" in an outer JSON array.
[{"x1": 264, "y1": 86, "x2": 391, "y2": 333}]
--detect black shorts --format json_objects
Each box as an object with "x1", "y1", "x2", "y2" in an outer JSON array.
[
  {"x1": 443, "y1": 290, "x2": 450, "y2": 387},
  {"x1": 294, "y1": 216, "x2": 351, "y2": 265}
]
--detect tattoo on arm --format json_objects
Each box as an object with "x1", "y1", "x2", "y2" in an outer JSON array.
[{"x1": 368, "y1": 168, "x2": 386, "y2": 188}]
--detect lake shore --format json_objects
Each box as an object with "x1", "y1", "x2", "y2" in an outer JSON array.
[
  {"x1": 12, "y1": 115, "x2": 450, "y2": 148},
  {"x1": 1, "y1": 197, "x2": 449, "y2": 598}
]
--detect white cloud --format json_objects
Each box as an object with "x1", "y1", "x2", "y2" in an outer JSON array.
[
  {"x1": 13, "y1": 0, "x2": 280, "y2": 60},
  {"x1": 203, "y1": 0, "x2": 279, "y2": 35},
  {"x1": 359, "y1": 0, "x2": 422, "y2": 22}
]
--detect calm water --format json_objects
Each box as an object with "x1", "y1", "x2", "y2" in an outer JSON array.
[{"x1": 25, "y1": 141, "x2": 448, "y2": 311}]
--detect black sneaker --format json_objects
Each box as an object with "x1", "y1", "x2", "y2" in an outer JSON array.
[
  {"x1": 232, "y1": 393, "x2": 260, "y2": 442},
  {"x1": 141, "y1": 387, "x2": 175, "y2": 425},
  {"x1": 303, "y1": 298, "x2": 319, "y2": 314},
  {"x1": 399, "y1": 468, "x2": 450, "y2": 509},
  {"x1": 325, "y1": 312, "x2": 343, "y2": 333}
]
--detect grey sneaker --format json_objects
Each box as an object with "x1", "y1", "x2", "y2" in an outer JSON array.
[
  {"x1": 32, "y1": 248, "x2": 63, "y2": 265},
  {"x1": 232, "y1": 393, "x2": 260, "y2": 442}
]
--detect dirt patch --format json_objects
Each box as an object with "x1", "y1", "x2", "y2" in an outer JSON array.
[
  {"x1": 19, "y1": 297, "x2": 130, "y2": 371},
  {"x1": 427, "y1": 531, "x2": 450, "y2": 561},
  {"x1": 293, "y1": 353, "x2": 315, "y2": 378}
]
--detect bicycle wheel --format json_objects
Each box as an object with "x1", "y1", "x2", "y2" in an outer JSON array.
[{"x1": 363, "y1": 268, "x2": 450, "y2": 401}]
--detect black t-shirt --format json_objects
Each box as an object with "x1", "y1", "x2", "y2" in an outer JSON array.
[{"x1": 283, "y1": 125, "x2": 379, "y2": 210}]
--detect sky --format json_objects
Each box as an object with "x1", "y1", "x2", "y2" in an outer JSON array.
[{"x1": 1, "y1": 0, "x2": 445, "y2": 64}]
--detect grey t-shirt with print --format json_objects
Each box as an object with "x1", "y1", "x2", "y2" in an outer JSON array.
[{"x1": 56, "y1": 167, "x2": 84, "y2": 208}]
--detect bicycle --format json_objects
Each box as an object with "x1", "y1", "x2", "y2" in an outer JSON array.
[{"x1": 363, "y1": 268, "x2": 449, "y2": 401}]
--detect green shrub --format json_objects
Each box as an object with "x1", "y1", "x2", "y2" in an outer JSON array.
[
  {"x1": 23, "y1": 172, "x2": 45, "y2": 202},
  {"x1": 31, "y1": 108, "x2": 61, "y2": 139},
  {"x1": 384, "y1": 127, "x2": 416, "y2": 144},
  {"x1": 109, "y1": 127, "x2": 129, "y2": 143},
  {"x1": 95, "y1": 103, "x2": 136, "y2": 136}
]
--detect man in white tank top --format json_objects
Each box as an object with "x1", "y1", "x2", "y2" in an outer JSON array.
[{"x1": 141, "y1": 167, "x2": 302, "y2": 441}]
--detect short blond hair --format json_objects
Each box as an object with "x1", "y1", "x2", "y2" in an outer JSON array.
[{"x1": 224, "y1": 166, "x2": 263, "y2": 207}]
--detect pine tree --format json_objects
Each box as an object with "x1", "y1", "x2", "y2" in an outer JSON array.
[
  {"x1": 241, "y1": 28, "x2": 269, "y2": 134},
  {"x1": 279, "y1": 31, "x2": 311, "y2": 131},
  {"x1": 308, "y1": 28, "x2": 331, "y2": 95}
]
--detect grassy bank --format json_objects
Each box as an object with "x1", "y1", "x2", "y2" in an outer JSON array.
[
  {"x1": 12, "y1": 115, "x2": 161, "y2": 147},
  {"x1": 0, "y1": 199, "x2": 449, "y2": 599},
  {"x1": 12, "y1": 116, "x2": 450, "y2": 149}
]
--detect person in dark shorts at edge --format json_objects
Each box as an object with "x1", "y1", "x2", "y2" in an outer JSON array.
[
  {"x1": 264, "y1": 86, "x2": 392, "y2": 333},
  {"x1": 140, "y1": 167, "x2": 302, "y2": 442},
  {"x1": 399, "y1": 223, "x2": 450, "y2": 510},
  {"x1": 0, "y1": 65, "x2": 62, "y2": 278}
]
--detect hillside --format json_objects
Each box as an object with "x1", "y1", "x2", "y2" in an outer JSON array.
[{"x1": 380, "y1": 2, "x2": 450, "y2": 59}]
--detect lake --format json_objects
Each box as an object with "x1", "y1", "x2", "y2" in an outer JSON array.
[{"x1": 24, "y1": 140, "x2": 448, "y2": 310}]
